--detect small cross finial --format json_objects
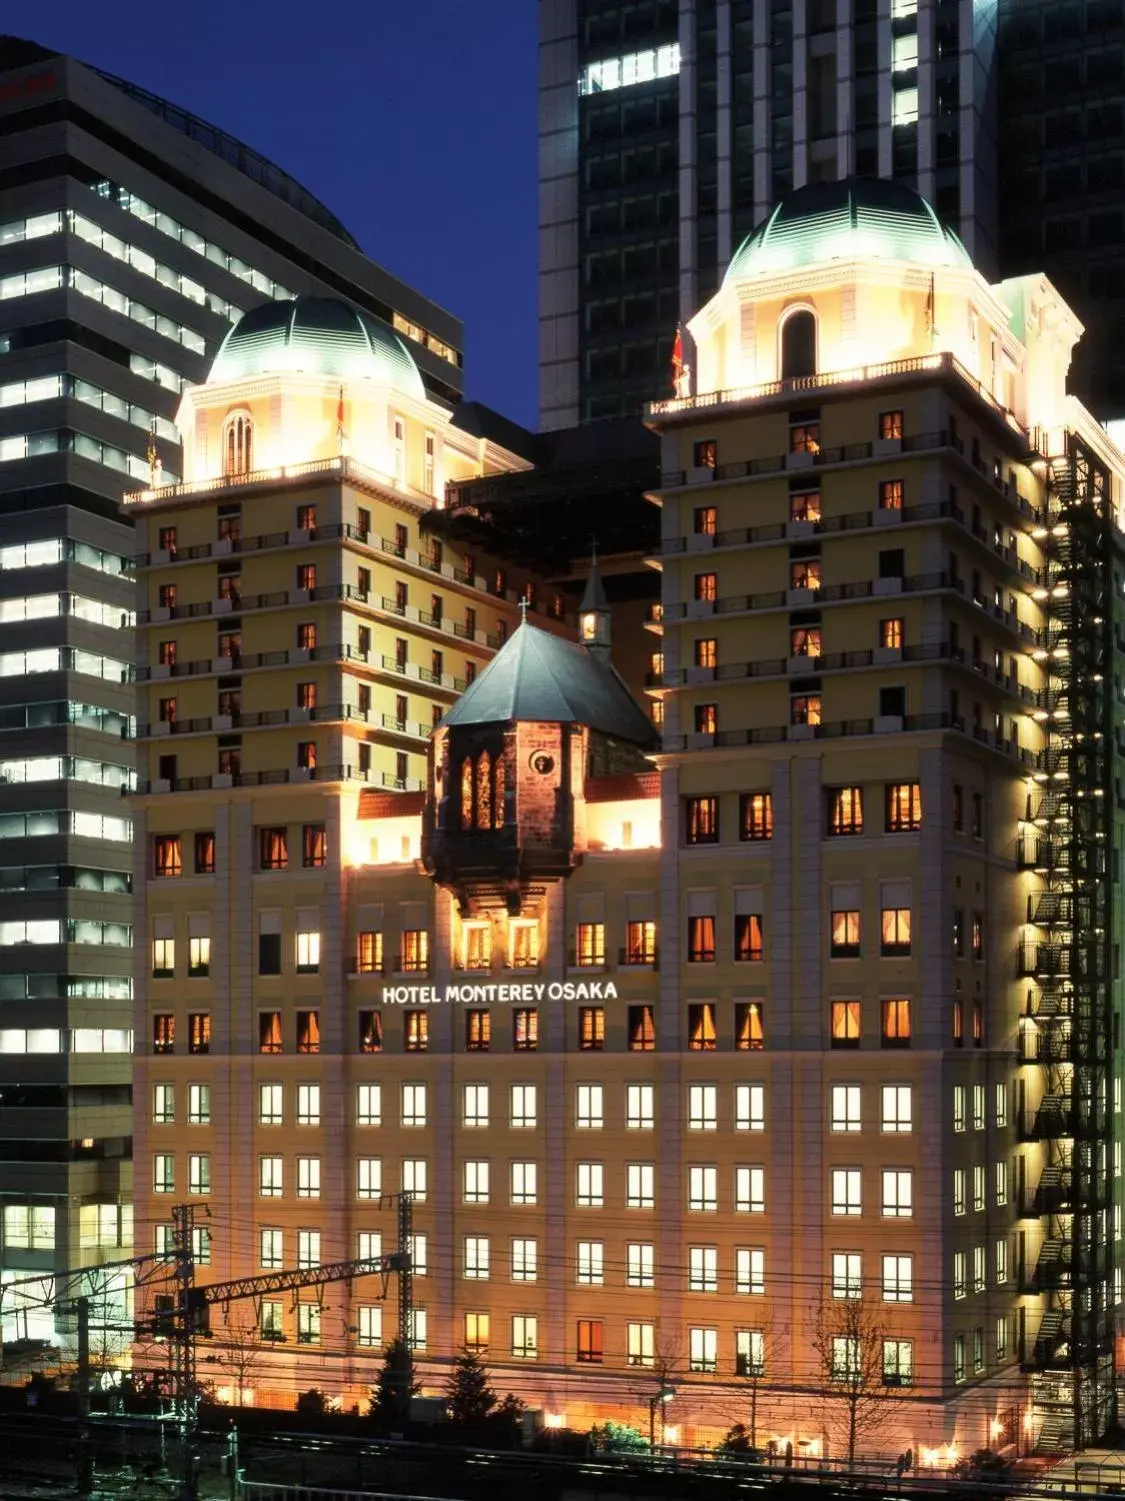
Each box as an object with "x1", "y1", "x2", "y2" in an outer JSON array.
[{"x1": 518, "y1": 598, "x2": 528, "y2": 623}]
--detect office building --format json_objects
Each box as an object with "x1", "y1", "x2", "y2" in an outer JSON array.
[
  {"x1": 997, "y1": 0, "x2": 1125, "y2": 416},
  {"x1": 539, "y1": 0, "x2": 996, "y2": 428},
  {"x1": 134, "y1": 181, "x2": 1124, "y2": 1457},
  {"x1": 0, "y1": 33, "x2": 461, "y2": 1350}
]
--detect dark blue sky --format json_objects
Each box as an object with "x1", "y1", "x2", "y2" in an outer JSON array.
[{"x1": 4, "y1": 1, "x2": 539, "y2": 427}]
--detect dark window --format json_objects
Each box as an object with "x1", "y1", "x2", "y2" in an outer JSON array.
[
  {"x1": 781, "y1": 310, "x2": 817, "y2": 379},
  {"x1": 258, "y1": 932, "x2": 282, "y2": 976},
  {"x1": 693, "y1": 438, "x2": 718, "y2": 469}
]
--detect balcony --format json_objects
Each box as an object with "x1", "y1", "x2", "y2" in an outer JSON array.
[
  {"x1": 618, "y1": 945, "x2": 659, "y2": 969},
  {"x1": 661, "y1": 711, "x2": 1031, "y2": 764},
  {"x1": 646, "y1": 350, "x2": 1030, "y2": 452},
  {"x1": 138, "y1": 765, "x2": 425, "y2": 794}
]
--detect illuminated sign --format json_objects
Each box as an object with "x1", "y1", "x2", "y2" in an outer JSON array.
[{"x1": 381, "y1": 980, "x2": 620, "y2": 1006}]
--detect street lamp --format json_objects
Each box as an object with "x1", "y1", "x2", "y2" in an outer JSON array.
[{"x1": 648, "y1": 1384, "x2": 676, "y2": 1449}]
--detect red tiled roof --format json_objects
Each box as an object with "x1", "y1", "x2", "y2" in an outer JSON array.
[
  {"x1": 357, "y1": 790, "x2": 426, "y2": 819},
  {"x1": 585, "y1": 771, "x2": 660, "y2": 803}
]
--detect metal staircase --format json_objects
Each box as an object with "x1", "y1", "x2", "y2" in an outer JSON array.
[{"x1": 1021, "y1": 439, "x2": 1117, "y2": 1450}]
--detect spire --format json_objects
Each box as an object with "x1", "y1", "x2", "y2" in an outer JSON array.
[{"x1": 579, "y1": 545, "x2": 611, "y2": 659}]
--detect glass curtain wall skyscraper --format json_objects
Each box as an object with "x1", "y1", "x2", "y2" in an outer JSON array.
[{"x1": 0, "y1": 33, "x2": 463, "y2": 1345}]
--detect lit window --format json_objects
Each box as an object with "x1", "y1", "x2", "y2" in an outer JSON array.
[
  {"x1": 575, "y1": 1083, "x2": 603, "y2": 1130},
  {"x1": 575, "y1": 1162, "x2": 603, "y2": 1207},
  {"x1": 689, "y1": 1326, "x2": 717, "y2": 1373},
  {"x1": 881, "y1": 617, "x2": 903, "y2": 649},
  {"x1": 694, "y1": 572, "x2": 717, "y2": 603},
  {"x1": 624, "y1": 920, "x2": 657, "y2": 965},
  {"x1": 576, "y1": 1240, "x2": 604, "y2": 1285},
  {"x1": 154, "y1": 836, "x2": 182, "y2": 877},
  {"x1": 688, "y1": 919, "x2": 716, "y2": 964},
  {"x1": 830, "y1": 1084, "x2": 861, "y2": 1133},
  {"x1": 402, "y1": 1084, "x2": 427, "y2": 1127},
  {"x1": 509, "y1": 1084, "x2": 537, "y2": 1129},
  {"x1": 790, "y1": 422, "x2": 820, "y2": 455},
  {"x1": 188, "y1": 1084, "x2": 210, "y2": 1124},
  {"x1": 296, "y1": 1157, "x2": 320, "y2": 1199},
  {"x1": 513, "y1": 1008, "x2": 538, "y2": 1050},
  {"x1": 831, "y1": 909, "x2": 861, "y2": 958},
  {"x1": 688, "y1": 1001, "x2": 717, "y2": 1048},
  {"x1": 465, "y1": 1009, "x2": 490, "y2": 1050},
  {"x1": 790, "y1": 489, "x2": 820, "y2": 522},
  {"x1": 828, "y1": 786, "x2": 863, "y2": 835},
  {"x1": 511, "y1": 1237, "x2": 537, "y2": 1281},
  {"x1": 464, "y1": 1235, "x2": 490, "y2": 1281},
  {"x1": 626, "y1": 1163, "x2": 655, "y2": 1208},
  {"x1": 892, "y1": 87, "x2": 919, "y2": 125},
  {"x1": 153, "y1": 1154, "x2": 175, "y2": 1194},
  {"x1": 628, "y1": 1321, "x2": 655, "y2": 1366},
  {"x1": 881, "y1": 1085, "x2": 912, "y2": 1133},
  {"x1": 735, "y1": 1001, "x2": 765, "y2": 1051},
  {"x1": 735, "y1": 1248, "x2": 765, "y2": 1295},
  {"x1": 882, "y1": 1254, "x2": 913, "y2": 1302},
  {"x1": 832, "y1": 1169, "x2": 862, "y2": 1216},
  {"x1": 734, "y1": 1165, "x2": 765, "y2": 1213},
  {"x1": 831, "y1": 1000, "x2": 861, "y2": 1048},
  {"x1": 790, "y1": 559, "x2": 821, "y2": 591},
  {"x1": 883, "y1": 1339, "x2": 913, "y2": 1387},
  {"x1": 258, "y1": 1157, "x2": 282, "y2": 1197},
  {"x1": 688, "y1": 1084, "x2": 717, "y2": 1131},
  {"x1": 892, "y1": 34, "x2": 918, "y2": 71},
  {"x1": 400, "y1": 929, "x2": 429, "y2": 972},
  {"x1": 694, "y1": 505, "x2": 717, "y2": 534},
  {"x1": 695, "y1": 637, "x2": 717, "y2": 669},
  {"x1": 511, "y1": 1315, "x2": 538, "y2": 1360},
  {"x1": 882, "y1": 1168, "x2": 913, "y2": 1218},
  {"x1": 463, "y1": 1083, "x2": 490, "y2": 1128},
  {"x1": 688, "y1": 1245, "x2": 718, "y2": 1292},
  {"x1": 509, "y1": 919, "x2": 538, "y2": 968},
  {"x1": 688, "y1": 1164, "x2": 717, "y2": 1212},
  {"x1": 832, "y1": 1252, "x2": 862, "y2": 1299},
  {"x1": 356, "y1": 1084, "x2": 381, "y2": 1126},
  {"x1": 881, "y1": 906, "x2": 912, "y2": 956},
  {"x1": 886, "y1": 782, "x2": 922, "y2": 831},
  {"x1": 576, "y1": 1318, "x2": 604, "y2": 1364},
  {"x1": 735, "y1": 912, "x2": 764, "y2": 962},
  {"x1": 463, "y1": 1160, "x2": 489, "y2": 1205},
  {"x1": 791, "y1": 625, "x2": 821, "y2": 658},
  {"x1": 740, "y1": 792, "x2": 772, "y2": 841},
  {"x1": 627, "y1": 1243, "x2": 654, "y2": 1288},
  {"x1": 578, "y1": 41, "x2": 681, "y2": 95},
  {"x1": 735, "y1": 1083, "x2": 765, "y2": 1131},
  {"x1": 685, "y1": 796, "x2": 718, "y2": 844},
  {"x1": 625, "y1": 1083, "x2": 655, "y2": 1130},
  {"x1": 579, "y1": 1006, "x2": 605, "y2": 1050},
  {"x1": 404, "y1": 1011, "x2": 428, "y2": 1052},
  {"x1": 574, "y1": 922, "x2": 605, "y2": 966},
  {"x1": 296, "y1": 1010, "x2": 319, "y2": 1053},
  {"x1": 510, "y1": 1161, "x2": 537, "y2": 1205},
  {"x1": 881, "y1": 999, "x2": 911, "y2": 1047},
  {"x1": 629, "y1": 1005, "x2": 656, "y2": 1051}
]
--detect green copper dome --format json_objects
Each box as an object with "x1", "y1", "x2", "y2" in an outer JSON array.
[
  {"x1": 208, "y1": 295, "x2": 425, "y2": 398},
  {"x1": 724, "y1": 178, "x2": 972, "y2": 284}
]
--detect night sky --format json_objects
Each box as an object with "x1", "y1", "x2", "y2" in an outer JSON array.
[{"x1": 3, "y1": 0, "x2": 539, "y2": 428}]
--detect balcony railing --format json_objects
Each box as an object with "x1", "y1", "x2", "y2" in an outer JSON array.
[
  {"x1": 646, "y1": 351, "x2": 1030, "y2": 445},
  {"x1": 138, "y1": 766, "x2": 425, "y2": 794}
]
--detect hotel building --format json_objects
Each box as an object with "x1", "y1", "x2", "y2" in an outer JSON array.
[{"x1": 133, "y1": 179, "x2": 1124, "y2": 1459}]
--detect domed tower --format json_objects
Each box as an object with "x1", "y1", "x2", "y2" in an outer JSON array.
[{"x1": 421, "y1": 617, "x2": 655, "y2": 913}]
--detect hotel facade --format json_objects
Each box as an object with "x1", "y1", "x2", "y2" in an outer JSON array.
[{"x1": 131, "y1": 181, "x2": 1125, "y2": 1461}]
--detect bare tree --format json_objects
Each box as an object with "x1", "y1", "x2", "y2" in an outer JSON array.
[
  {"x1": 215, "y1": 1311, "x2": 266, "y2": 1407},
  {"x1": 720, "y1": 1316, "x2": 787, "y2": 1452},
  {"x1": 808, "y1": 1294, "x2": 898, "y2": 1467}
]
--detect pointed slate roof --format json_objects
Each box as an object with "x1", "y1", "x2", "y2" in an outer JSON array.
[
  {"x1": 439, "y1": 621, "x2": 656, "y2": 746},
  {"x1": 579, "y1": 557, "x2": 610, "y2": 615}
]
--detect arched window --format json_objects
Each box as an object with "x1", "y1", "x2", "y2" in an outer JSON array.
[
  {"x1": 476, "y1": 752, "x2": 492, "y2": 830},
  {"x1": 223, "y1": 412, "x2": 253, "y2": 477},
  {"x1": 780, "y1": 309, "x2": 817, "y2": 381},
  {"x1": 492, "y1": 755, "x2": 507, "y2": 829},
  {"x1": 460, "y1": 758, "x2": 473, "y2": 830}
]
